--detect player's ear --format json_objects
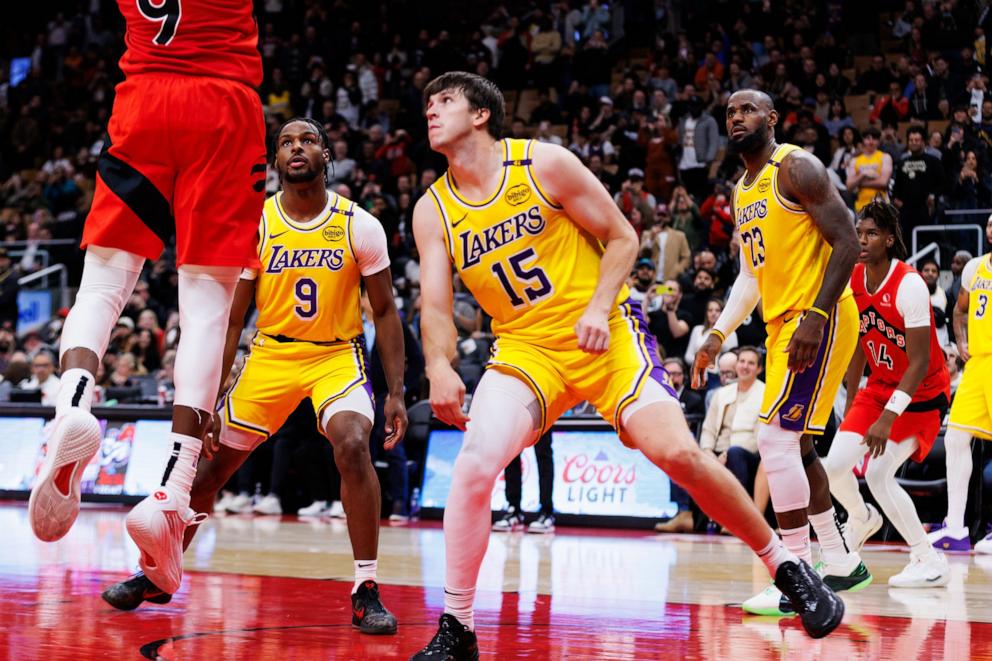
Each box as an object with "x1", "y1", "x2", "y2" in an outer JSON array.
[
  {"x1": 766, "y1": 109, "x2": 778, "y2": 129},
  {"x1": 472, "y1": 107, "x2": 490, "y2": 130}
]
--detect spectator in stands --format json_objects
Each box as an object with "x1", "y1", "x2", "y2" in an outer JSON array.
[
  {"x1": 106, "y1": 352, "x2": 138, "y2": 388},
  {"x1": 878, "y1": 123, "x2": 906, "y2": 160},
  {"x1": 615, "y1": 168, "x2": 657, "y2": 221},
  {"x1": 947, "y1": 250, "x2": 974, "y2": 307},
  {"x1": 640, "y1": 114, "x2": 678, "y2": 202},
  {"x1": 870, "y1": 80, "x2": 910, "y2": 125},
  {"x1": 649, "y1": 279, "x2": 691, "y2": 360},
  {"x1": 948, "y1": 149, "x2": 991, "y2": 209},
  {"x1": 830, "y1": 126, "x2": 861, "y2": 195},
  {"x1": 893, "y1": 126, "x2": 944, "y2": 234},
  {"x1": 640, "y1": 204, "x2": 690, "y2": 283},
  {"x1": 944, "y1": 344, "x2": 963, "y2": 396},
  {"x1": 699, "y1": 347, "x2": 765, "y2": 501},
  {"x1": 669, "y1": 185, "x2": 702, "y2": 249},
  {"x1": 907, "y1": 73, "x2": 939, "y2": 120},
  {"x1": 857, "y1": 55, "x2": 895, "y2": 95},
  {"x1": 0, "y1": 248, "x2": 19, "y2": 330},
  {"x1": 0, "y1": 328, "x2": 15, "y2": 372},
  {"x1": 677, "y1": 96, "x2": 718, "y2": 201},
  {"x1": 848, "y1": 126, "x2": 893, "y2": 211},
  {"x1": 20, "y1": 349, "x2": 59, "y2": 405},
  {"x1": 628, "y1": 258, "x2": 661, "y2": 310},
  {"x1": 824, "y1": 98, "x2": 855, "y2": 138},
  {"x1": 919, "y1": 257, "x2": 950, "y2": 346},
  {"x1": 684, "y1": 298, "x2": 737, "y2": 368},
  {"x1": 699, "y1": 182, "x2": 734, "y2": 252},
  {"x1": 663, "y1": 355, "x2": 704, "y2": 416},
  {"x1": 132, "y1": 328, "x2": 161, "y2": 374},
  {"x1": 156, "y1": 349, "x2": 176, "y2": 404},
  {"x1": 0, "y1": 354, "x2": 31, "y2": 402}
]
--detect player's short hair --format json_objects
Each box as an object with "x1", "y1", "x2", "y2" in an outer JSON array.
[
  {"x1": 275, "y1": 116, "x2": 329, "y2": 150},
  {"x1": 737, "y1": 345, "x2": 764, "y2": 366},
  {"x1": 424, "y1": 71, "x2": 505, "y2": 139},
  {"x1": 858, "y1": 200, "x2": 908, "y2": 260}
]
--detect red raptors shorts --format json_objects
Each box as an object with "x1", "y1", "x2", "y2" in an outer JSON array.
[
  {"x1": 839, "y1": 381, "x2": 947, "y2": 463},
  {"x1": 83, "y1": 74, "x2": 267, "y2": 267}
]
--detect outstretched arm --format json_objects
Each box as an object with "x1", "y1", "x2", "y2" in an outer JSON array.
[{"x1": 778, "y1": 150, "x2": 860, "y2": 372}]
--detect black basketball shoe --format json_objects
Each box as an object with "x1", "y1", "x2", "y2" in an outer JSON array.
[
  {"x1": 774, "y1": 560, "x2": 845, "y2": 639},
  {"x1": 101, "y1": 571, "x2": 172, "y2": 610},
  {"x1": 409, "y1": 613, "x2": 479, "y2": 660},
  {"x1": 351, "y1": 580, "x2": 398, "y2": 635}
]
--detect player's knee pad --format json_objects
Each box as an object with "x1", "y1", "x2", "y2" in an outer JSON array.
[
  {"x1": 172, "y1": 265, "x2": 241, "y2": 412},
  {"x1": 756, "y1": 422, "x2": 810, "y2": 512},
  {"x1": 59, "y1": 246, "x2": 145, "y2": 361}
]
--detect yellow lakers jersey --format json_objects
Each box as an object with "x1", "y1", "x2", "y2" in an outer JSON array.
[
  {"x1": 254, "y1": 191, "x2": 363, "y2": 343},
  {"x1": 732, "y1": 143, "x2": 853, "y2": 324},
  {"x1": 852, "y1": 149, "x2": 889, "y2": 211},
  {"x1": 967, "y1": 253, "x2": 992, "y2": 357},
  {"x1": 427, "y1": 138, "x2": 629, "y2": 349}
]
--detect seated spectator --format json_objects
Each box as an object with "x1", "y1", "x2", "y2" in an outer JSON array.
[
  {"x1": 20, "y1": 349, "x2": 60, "y2": 405},
  {"x1": 684, "y1": 297, "x2": 738, "y2": 369},
  {"x1": 824, "y1": 98, "x2": 855, "y2": 138},
  {"x1": 639, "y1": 205, "x2": 690, "y2": 283},
  {"x1": 105, "y1": 352, "x2": 137, "y2": 389},
  {"x1": 946, "y1": 250, "x2": 974, "y2": 312},
  {"x1": 699, "y1": 347, "x2": 765, "y2": 501},
  {"x1": 0, "y1": 354, "x2": 32, "y2": 402},
  {"x1": 662, "y1": 357, "x2": 704, "y2": 419}
]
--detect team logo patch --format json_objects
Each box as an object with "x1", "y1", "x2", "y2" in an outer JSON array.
[
  {"x1": 505, "y1": 183, "x2": 532, "y2": 206},
  {"x1": 881, "y1": 293, "x2": 892, "y2": 306},
  {"x1": 153, "y1": 490, "x2": 169, "y2": 502},
  {"x1": 782, "y1": 404, "x2": 805, "y2": 422},
  {"x1": 323, "y1": 226, "x2": 345, "y2": 242},
  {"x1": 757, "y1": 178, "x2": 771, "y2": 193}
]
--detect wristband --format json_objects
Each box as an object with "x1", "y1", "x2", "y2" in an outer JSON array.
[
  {"x1": 808, "y1": 306, "x2": 830, "y2": 321},
  {"x1": 884, "y1": 390, "x2": 912, "y2": 416},
  {"x1": 709, "y1": 328, "x2": 727, "y2": 343}
]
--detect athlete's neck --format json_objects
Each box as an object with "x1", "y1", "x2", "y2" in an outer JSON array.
[
  {"x1": 864, "y1": 257, "x2": 893, "y2": 294},
  {"x1": 741, "y1": 140, "x2": 778, "y2": 181},
  {"x1": 444, "y1": 136, "x2": 503, "y2": 198},
  {"x1": 281, "y1": 182, "x2": 329, "y2": 222}
]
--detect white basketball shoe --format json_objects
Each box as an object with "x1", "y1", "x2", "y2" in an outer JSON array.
[
  {"x1": 125, "y1": 489, "x2": 206, "y2": 595},
  {"x1": 28, "y1": 409, "x2": 103, "y2": 542}
]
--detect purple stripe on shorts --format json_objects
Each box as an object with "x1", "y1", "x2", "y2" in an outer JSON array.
[
  {"x1": 625, "y1": 298, "x2": 678, "y2": 400},
  {"x1": 777, "y1": 311, "x2": 835, "y2": 431}
]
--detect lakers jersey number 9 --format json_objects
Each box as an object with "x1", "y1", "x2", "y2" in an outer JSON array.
[
  {"x1": 427, "y1": 138, "x2": 628, "y2": 349},
  {"x1": 252, "y1": 192, "x2": 389, "y2": 343},
  {"x1": 733, "y1": 143, "x2": 853, "y2": 324}
]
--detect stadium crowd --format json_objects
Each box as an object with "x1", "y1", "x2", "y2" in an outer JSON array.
[{"x1": 0, "y1": 0, "x2": 990, "y2": 526}]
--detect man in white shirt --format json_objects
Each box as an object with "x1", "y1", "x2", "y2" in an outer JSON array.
[
  {"x1": 20, "y1": 350, "x2": 60, "y2": 405},
  {"x1": 700, "y1": 347, "x2": 766, "y2": 494}
]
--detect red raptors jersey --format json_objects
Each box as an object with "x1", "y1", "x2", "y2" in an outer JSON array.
[
  {"x1": 117, "y1": 0, "x2": 262, "y2": 88},
  {"x1": 851, "y1": 261, "x2": 949, "y2": 403}
]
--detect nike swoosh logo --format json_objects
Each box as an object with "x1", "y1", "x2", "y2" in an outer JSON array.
[
  {"x1": 451, "y1": 213, "x2": 468, "y2": 228},
  {"x1": 268, "y1": 230, "x2": 290, "y2": 240},
  {"x1": 357, "y1": 562, "x2": 375, "y2": 568}
]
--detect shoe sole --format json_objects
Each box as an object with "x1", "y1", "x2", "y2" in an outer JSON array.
[
  {"x1": 741, "y1": 604, "x2": 796, "y2": 617},
  {"x1": 28, "y1": 412, "x2": 102, "y2": 542},
  {"x1": 888, "y1": 573, "x2": 951, "y2": 588},
  {"x1": 126, "y1": 506, "x2": 185, "y2": 595},
  {"x1": 527, "y1": 527, "x2": 555, "y2": 534},
  {"x1": 825, "y1": 572, "x2": 873, "y2": 593},
  {"x1": 352, "y1": 622, "x2": 398, "y2": 635}
]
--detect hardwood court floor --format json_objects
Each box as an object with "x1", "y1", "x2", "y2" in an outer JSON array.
[{"x1": 2, "y1": 502, "x2": 992, "y2": 660}]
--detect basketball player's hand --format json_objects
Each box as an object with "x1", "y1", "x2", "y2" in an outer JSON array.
[
  {"x1": 787, "y1": 315, "x2": 826, "y2": 373},
  {"x1": 575, "y1": 308, "x2": 610, "y2": 354},
  {"x1": 428, "y1": 364, "x2": 470, "y2": 431},
  {"x1": 691, "y1": 334, "x2": 722, "y2": 389},
  {"x1": 383, "y1": 393, "x2": 408, "y2": 450},
  {"x1": 957, "y1": 339, "x2": 970, "y2": 363},
  {"x1": 863, "y1": 413, "x2": 895, "y2": 458},
  {"x1": 201, "y1": 413, "x2": 222, "y2": 460}
]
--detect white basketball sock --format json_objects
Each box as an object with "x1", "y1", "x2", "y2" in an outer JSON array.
[
  {"x1": 444, "y1": 585, "x2": 476, "y2": 631},
  {"x1": 781, "y1": 524, "x2": 812, "y2": 565},
  {"x1": 161, "y1": 432, "x2": 200, "y2": 509},
  {"x1": 757, "y1": 532, "x2": 799, "y2": 576},
  {"x1": 809, "y1": 507, "x2": 857, "y2": 568},
  {"x1": 55, "y1": 368, "x2": 96, "y2": 417},
  {"x1": 354, "y1": 559, "x2": 377, "y2": 594},
  {"x1": 944, "y1": 428, "x2": 973, "y2": 531}
]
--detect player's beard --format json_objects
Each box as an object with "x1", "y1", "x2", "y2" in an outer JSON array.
[
  {"x1": 283, "y1": 162, "x2": 323, "y2": 184},
  {"x1": 727, "y1": 123, "x2": 769, "y2": 157}
]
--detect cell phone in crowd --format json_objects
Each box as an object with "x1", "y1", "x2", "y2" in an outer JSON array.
[{"x1": 655, "y1": 284, "x2": 675, "y2": 295}]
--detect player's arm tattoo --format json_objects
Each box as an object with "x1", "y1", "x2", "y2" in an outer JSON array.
[{"x1": 779, "y1": 151, "x2": 859, "y2": 313}]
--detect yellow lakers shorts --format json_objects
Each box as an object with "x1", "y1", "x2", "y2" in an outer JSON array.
[
  {"x1": 948, "y1": 354, "x2": 992, "y2": 440},
  {"x1": 487, "y1": 299, "x2": 677, "y2": 435},
  {"x1": 760, "y1": 295, "x2": 858, "y2": 435},
  {"x1": 224, "y1": 333, "x2": 373, "y2": 438}
]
